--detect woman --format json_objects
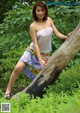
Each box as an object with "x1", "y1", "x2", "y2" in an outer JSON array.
[{"x1": 5, "y1": 1, "x2": 68, "y2": 98}]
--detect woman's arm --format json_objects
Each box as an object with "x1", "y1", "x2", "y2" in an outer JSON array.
[
  {"x1": 30, "y1": 24, "x2": 46, "y2": 68},
  {"x1": 49, "y1": 17, "x2": 67, "y2": 39}
]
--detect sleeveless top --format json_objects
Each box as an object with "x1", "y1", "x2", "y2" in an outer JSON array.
[{"x1": 30, "y1": 27, "x2": 53, "y2": 53}]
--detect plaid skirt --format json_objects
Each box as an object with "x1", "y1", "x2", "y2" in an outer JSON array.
[{"x1": 19, "y1": 48, "x2": 50, "y2": 80}]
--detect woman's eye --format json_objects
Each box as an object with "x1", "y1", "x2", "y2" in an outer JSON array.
[
  {"x1": 36, "y1": 9, "x2": 45, "y2": 12},
  {"x1": 37, "y1": 10, "x2": 40, "y2": 12}
]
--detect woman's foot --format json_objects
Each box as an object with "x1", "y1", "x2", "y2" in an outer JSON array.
[{"x1": 4, "y1": 93, "x2": 11, "y2": 99}]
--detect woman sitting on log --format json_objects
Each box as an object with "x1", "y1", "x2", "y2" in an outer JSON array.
[{"x1": 5, "y1": 1, "x2": 68, "y2": 99}]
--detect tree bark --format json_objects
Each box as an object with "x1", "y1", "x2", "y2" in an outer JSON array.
[{"x1": 12, "y1": 22, "x2": 80, "y2": 98}]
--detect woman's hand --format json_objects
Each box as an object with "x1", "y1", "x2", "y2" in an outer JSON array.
[
  {"x1": 38, "y1": 58, "x2": 46, "y2": 68},
  {"x1": 67, "y1": 32, "x2": 73, "y2": 37},
  {"x1": 62, "y1": 32, "x2": 73, "y2": 39}
]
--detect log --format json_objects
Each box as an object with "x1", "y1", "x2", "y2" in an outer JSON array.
[{"x1": 12, "y1": 22, "x2": 80, "y2": 98}]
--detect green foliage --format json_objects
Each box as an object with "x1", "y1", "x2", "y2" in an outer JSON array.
[
  {"x1": 0, "y1": 4, "x2": 80, "y2": 113},
  {"x1": 49, "y1": 5, "x2": 80, "y2": 33},
  {"x1": 0, "y1": 4, "x2": 33, "y2": 57},
  {"x1": 45, "y1": 64, "x2": 80, "y2": 95},
  {"x1": 1, "y1": 88, "x2": 80, "y2": 113},
  {"x1": 0, "y1": 0, "x2": 18, "y2": 23},
  {"x1": 0, "y1": 3, "x2": 32, "y2": 34},
  {"x1": 0, "y1": 63, "x2": 80, "y2": 113},
  {"x1": 0, "y1": 3, "x2": 80, "y2": 96},
  {"x1": 0, "y1": 46, "x2": 31, "y2": 94}
]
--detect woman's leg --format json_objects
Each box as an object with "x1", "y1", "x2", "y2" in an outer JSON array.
[{"x1": 5, "y1": 61, "x2": 26, "y2": 96}]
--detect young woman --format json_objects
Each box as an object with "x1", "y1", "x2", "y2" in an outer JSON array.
[{"x1": 5, "y1": 1, "x2": 68, "y2": 98}]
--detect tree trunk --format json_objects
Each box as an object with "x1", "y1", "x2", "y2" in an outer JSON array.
[{"x1": 12, "y1": 22, "x2": 80, "y2": 98}]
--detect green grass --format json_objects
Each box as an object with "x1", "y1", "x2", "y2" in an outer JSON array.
[{"x1": 0, "y1": 64, "x2": 80, "y2": 113}]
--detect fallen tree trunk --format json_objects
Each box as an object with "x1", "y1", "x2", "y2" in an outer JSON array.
[{"x1": 12, "y1": 22, "x2": 80, "y2": 98}]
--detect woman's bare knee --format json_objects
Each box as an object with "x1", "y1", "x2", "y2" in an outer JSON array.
[{"x1": 14, "y1": 61, "x2": 26, "y2": 73}]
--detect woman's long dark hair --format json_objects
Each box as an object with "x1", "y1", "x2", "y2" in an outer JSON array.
[{"x1": 32, "y1": 1, "x2": 48, "y2": 21}]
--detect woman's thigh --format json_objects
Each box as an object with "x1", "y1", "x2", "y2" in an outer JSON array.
[{"x1": 15, "y1": 61, "x2": 26, "y2": 71}]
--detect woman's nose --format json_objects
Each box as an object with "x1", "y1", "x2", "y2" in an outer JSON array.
[{"x1": 39, "y1": 11, "x2": 43, "y2": 14}]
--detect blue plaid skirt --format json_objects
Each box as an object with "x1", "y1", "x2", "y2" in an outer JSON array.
[{"x1": 19, "y1": 49, "x2": 50, "y2": 80}]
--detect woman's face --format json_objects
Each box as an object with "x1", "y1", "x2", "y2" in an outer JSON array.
[{"x1": 35, "y1": 6, "x2": 46, "y2": 21}]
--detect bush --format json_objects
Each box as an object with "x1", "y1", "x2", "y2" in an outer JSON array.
[
  {"x1": 45, "y1": 64, "x2": 80, "y2": 95},
  {"x1": 0, "y1": 87, "x2": 80, "y2": 113},
  {"x1": 0, "y1": 64, "x2": 80, "y2": 113}
]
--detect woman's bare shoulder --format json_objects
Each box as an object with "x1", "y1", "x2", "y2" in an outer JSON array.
[
  {"x1": 30, "y1": 21, "x2": 36, "y2": 29},
  {"x1": 48, "y1": 17, "x2": 53, "y2": 22}
]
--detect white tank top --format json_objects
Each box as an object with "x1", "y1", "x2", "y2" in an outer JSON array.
[{"x1": 30, "y1": 27, "x2": 53, "y2": 53}]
